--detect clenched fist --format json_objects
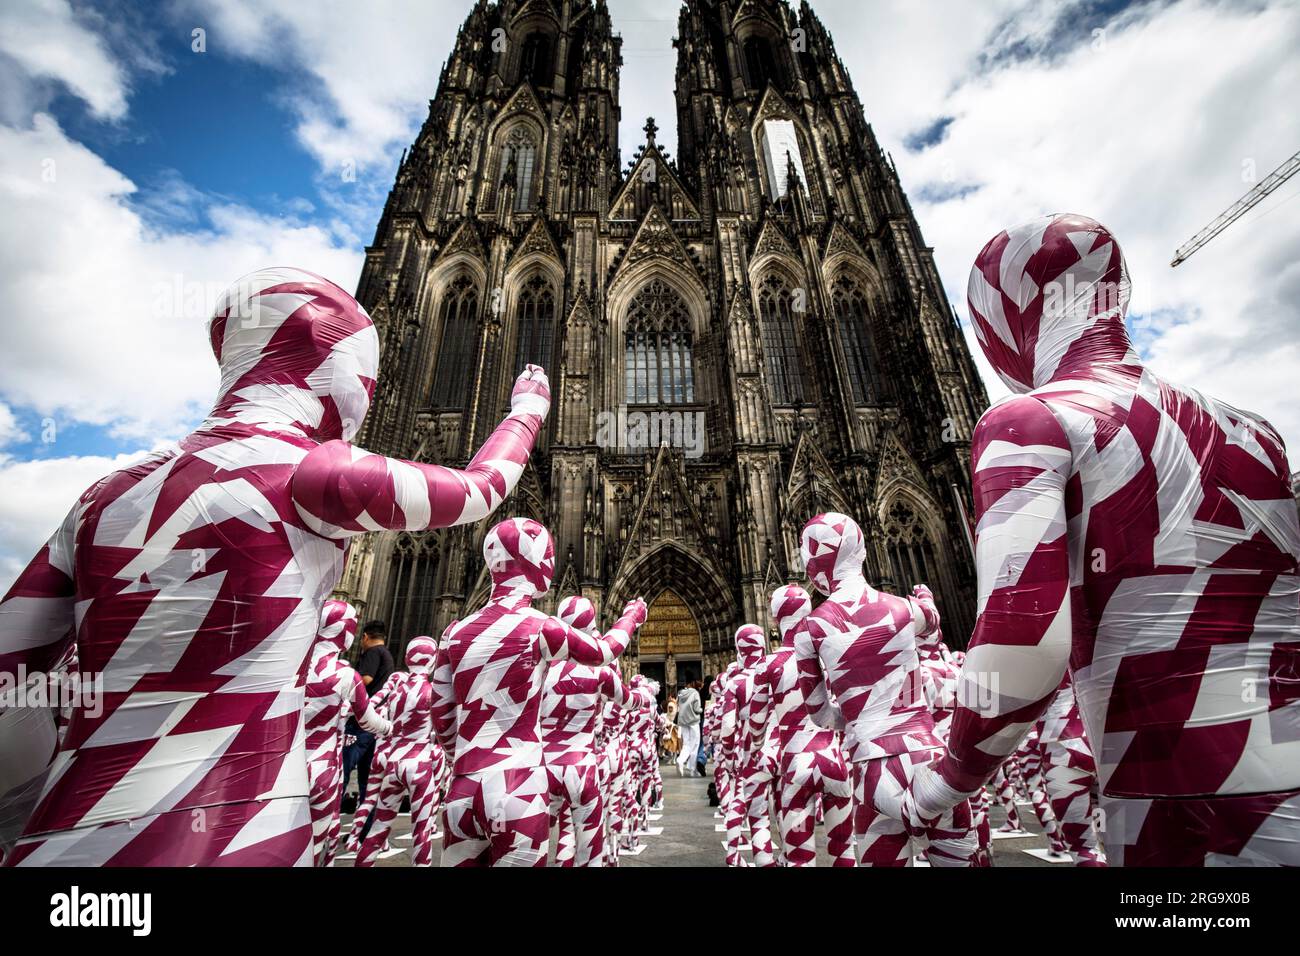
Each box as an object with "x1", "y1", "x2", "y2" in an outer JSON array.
[
  {"x1": 624, "y1": 597, "x2": 648, "y2": 629},
  {"x1": 510, "y1": 363, "x2": 551, "y2": 420}
]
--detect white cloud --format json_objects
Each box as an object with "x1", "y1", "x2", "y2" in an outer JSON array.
[
  {"x1": 0, "y1": 113, "x2": 364, "y2": 443},
  {"x1": 814, "y1": 0, "x2": 1300, "y2": 451},
  {"x1": 176, "y1": 0, "x2": 468, "y2": 174},
  {"x1": 0, "y1": 403, "x2": 28, "y2": 448},
  {"x1": 0, "y1": 450, "x2": 154, "y2": 593},
  {"x1": 0, "y1": 0, "x2": 132, "y2": 121}
]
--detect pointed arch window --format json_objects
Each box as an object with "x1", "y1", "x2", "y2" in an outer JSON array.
[
  {"x1": 756, "y1": 273, "x2": 805, "y2": 405},
  {"x1": 520, "y1": 31, "x2": 552, "y2": 88},
  {"x1": 388, "y1": 534, "x2": 438, "y2": 660},
  {"x1": 882, "y1": 498, "x2": 942, "y2": 611},
  {"x1": 832, "y1": 275, "x2": 887, "y2": 405},
  {"x1": 514, "y1": 273, "x2": 556, "y2": 373},
  {"x1": 742, "y1": 35, "x2": 778, "y2": 91},
  {"x1": 624, "y1": 278, "x2": 694, "y2": 405},
  {"x1": 431, "y1": 275, "x2": 480, "y2": 408},
  {"x1": 501, "y1": 126, "x2": 538, "y2": 212}
]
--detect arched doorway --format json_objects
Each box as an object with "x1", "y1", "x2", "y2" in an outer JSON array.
[
  {"x1": 636, "y1": 588, "x2": 703, "y2": 708},
  {"x1": 608, "y1": 540, "x2": 736, "y2": 672}
]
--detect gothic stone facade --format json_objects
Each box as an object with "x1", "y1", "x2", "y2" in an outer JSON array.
[{"x1": 338, "y1": 0, "x2": 989, "y2": 696}]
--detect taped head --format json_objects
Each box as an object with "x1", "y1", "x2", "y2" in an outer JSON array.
[
  {"x1": 734, "y1": 623, "x2": 767, "y2": 668},
  {"x1": 631, "y1": 673, "x2": 659, "y2": 698},
  {"x1": 770, "y1": 585, "x2": 812, "y2": 642},
  {"x1": 967, "y1": 213, "x2": 1134, "y2": 393},
  {"x1": 557, "y1": 595, "x2": 597, "y2": 635},
  {"x1": 483, "y1": 518, "x2": 555, "y2": 595},
  {"x1": 404, "y1": 635, "x2": 437, "y2": 674},
  {"x1": 800, "y1": 512, "x2": 866, "y2": 595},
  {"x1": 206, "y1": 267, "x2": 378, "y2": 442},
  {"x1": 316, "y1": 599, "x2": 359, "y2": 653}
]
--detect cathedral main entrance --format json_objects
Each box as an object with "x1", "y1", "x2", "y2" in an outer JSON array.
[{"x1": 635, "y1": 589, "x2": 703, "y2": 707}]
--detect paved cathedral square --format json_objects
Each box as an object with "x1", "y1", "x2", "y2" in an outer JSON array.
[{"x1": 338, "y1": 0, "x2": 989, "y2": 693}]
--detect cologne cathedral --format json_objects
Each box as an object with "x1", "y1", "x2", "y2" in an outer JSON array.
[{"x1": 338, "y1": 0, "x2": 989, "y2": 697}]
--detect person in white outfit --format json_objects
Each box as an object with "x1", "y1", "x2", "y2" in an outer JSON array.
[{"x1": 675, "y1": 680, "x2": 703, "y2": 777}]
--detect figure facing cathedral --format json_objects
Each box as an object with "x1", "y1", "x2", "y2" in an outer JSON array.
[{"x1": 340, "y1": 0, "x2": 988, "y2": 698}]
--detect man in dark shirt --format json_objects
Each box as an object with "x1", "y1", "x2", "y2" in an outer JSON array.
[
  {"x1": 356, "y1": 622, "x2": 394, "y2": 694},
  {"x1": 342, "y1": 621, "x2": 394, "y2": 810}
]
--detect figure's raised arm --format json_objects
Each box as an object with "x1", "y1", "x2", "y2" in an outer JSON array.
[
  {"x1": 909, "y1": 583, "x2": 941, "y2": 636},
  {"x1": 598, "y1": 665, "x2": 633, "y2": 710},
  {"x1": 909, "y1": 395, "x2": 1073, "y2": 819},
  {"x1": 292, "y1": 366, "x2": 550, "y2": 538},
  {"x1": 541, "y1": 597, "x2": 646, "y2": 666}
]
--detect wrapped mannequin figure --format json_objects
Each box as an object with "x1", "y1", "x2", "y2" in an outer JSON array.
[
  {"x1": 914, "y1": 586, "x2": 959, "y2": 742},
  {"x1": 721, "y1": 624, "x2": 777, "y2": 867},
  {"x1": 354, "y1": 635, "x2": 444, "y2": 867},
  {"x1": 795, "y1": 512, "x2": 978, "y2": 866},
  {"x1": 431, "y1": 518, "x2": 646, "y2": 866},
  {"x1": 542, "y1": 595, "x2": 634, "y2": 866},
  {"x1": 600, "y1": 673, "x2": 653, "y2": 863},
  {"x1": 756, "y1": 585, "x2": 854, "y2": 866},
  {"x1": 0, "y1": 267, "x2": 550, "y2": 866},
  {"x1": 905, "y1": 213, "x2": 1300, "y2": 866},
  {"x1": 702, "y1": 673, "x2": 724, "y2": 807},
  {"x1": 913, "y1": 585, "x2": 991, "y2": 866},
  {"x1": 623, "y1": 675, "x2": 661, "y2": 848},
  {"x1": 1036, "y1": 674, "x2": 1106, "y2": 865},
  {"x1": 709, "y1": 661, "x2": 742, "y2": 819},
  {"x1": 991, "y1": 762, "x2": 1027, "y2": 834},
  {"x1": 305, "y1": 600, "x2": 391, "y2": 866}
]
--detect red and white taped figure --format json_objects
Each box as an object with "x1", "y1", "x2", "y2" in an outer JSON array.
[
  {"x1": 721, "y1": 624, "x2": 777, "y2": 867},
  {"x1": 757, "y1": 585, "x2": 854, "y2": 866},
  {"x1": 906, "y1": 213, "x2": 1300, "y2": 866},
  {"x1": 717, "y1": 658, "x2": 746, "y2": 862},
  {"x1": 599, "y1": 676, "x2": 650, "y2": 863},
  {"x1": 623, "y1": 674, "x2": 660, "y2": 848},
  {"x1": 1014, "y1": 722, "x2": 1065, "y2": 855},
  {"x1": 431, "y1": 518, "x2": 646, "y2": 866},
  {"x1": 597, "y1": 696, "x2": 624, "y2": 864},
  {"x1": 915, "y1": 586, "x2": 960, "y2": 742},
  {"x1": 305, "y1": 600, "x2": 390, "y2": 866},
  {"x1": 912, "y1": 585, "x2": 991, "y2": 866},
  {"x1": 992, "y1": 762, "x2": 1027, "y2": 834},
  {"x1": 709, "y1": 661, "x2": 742, "y2": 820},
  {"x1": 702, "y1": 673, "x2": 723, "y2": 806},
  {"x1": 1037, "y1": 674, "x2": 1105, "y2": 865},
  {"x1": 0, "y1": 267, "x2": 549, "y2": 867},
  {"x1": 542, "y1": 595, "x2": 633, "y2": 867},
  {"x1": 796, "y1": 513, "x2": 978, "y2": 866},
  {"x1": 354, "y1": 636, "x2": 445, "y2": 867}
]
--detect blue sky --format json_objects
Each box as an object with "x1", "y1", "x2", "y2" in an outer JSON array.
[{"x1": 1, "y1": 0, "x2": 1298, "y2": 588}]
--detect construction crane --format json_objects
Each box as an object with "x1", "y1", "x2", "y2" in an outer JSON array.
[{"x1": 1170, "y1": 148, "x2": 1300, "y2": 267}]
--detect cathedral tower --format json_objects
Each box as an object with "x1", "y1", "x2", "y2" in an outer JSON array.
[{"x1": 341, "y1": 0, "x2": 988, "y2": 699}]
